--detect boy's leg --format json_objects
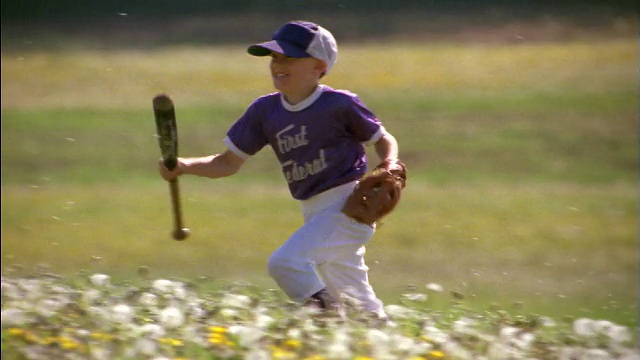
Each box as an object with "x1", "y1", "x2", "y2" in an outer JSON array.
[
  {"x1": 268, "y1": 204, "x2": 385, "y2": 316},
  {"x1": 267, "y1": 217, "x2": 333, "y2": 302},
  {"x1": 317, "y1": 240, "x2": 386, "y2": 317}
]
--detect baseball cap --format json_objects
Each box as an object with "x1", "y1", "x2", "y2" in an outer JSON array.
[{"x1": 248, "y1": 21, "x2": 338, "y2": 74}]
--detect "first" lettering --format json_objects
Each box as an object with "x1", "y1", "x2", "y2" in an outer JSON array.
[{"x1": 276, "y1": 125, "x2": 308, "y2": 154}]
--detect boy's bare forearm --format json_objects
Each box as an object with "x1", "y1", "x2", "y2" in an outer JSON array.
[
  {"x1": 374, "y1": 133, "x2": 400, "y2": 162},
  {"x1": 178, "y1": 151, "x2": 244, "y2": 179}
]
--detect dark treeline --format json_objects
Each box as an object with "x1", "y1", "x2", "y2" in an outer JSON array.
[
  {"x1": 1, "y1": 0, "x2": 634, "y2": 49},
  {"x1": 2, "y1": 0, "x2": 635, "y2": 24}
]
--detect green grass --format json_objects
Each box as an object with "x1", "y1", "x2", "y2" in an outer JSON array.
[{"x1": 1, "y1": 38, "x2": 637, "y2": 327}]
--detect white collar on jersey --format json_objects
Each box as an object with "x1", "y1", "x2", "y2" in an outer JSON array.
[{"x1": 280, "y1": 85, "x2": 324, "y2": 112}]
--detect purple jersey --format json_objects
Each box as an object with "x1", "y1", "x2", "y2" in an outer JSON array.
[{"x1": 224, "y1": 85, "x2": 384, "y2": 200}]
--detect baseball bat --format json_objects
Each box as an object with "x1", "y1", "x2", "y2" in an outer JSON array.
[{"x1": 153, "y1": 93, "x2": 190, "y2": 240}]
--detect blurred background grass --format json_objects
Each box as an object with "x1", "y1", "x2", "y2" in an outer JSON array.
[{"x1": 1, "y1": 1, "x2": 637, "y2": 326}]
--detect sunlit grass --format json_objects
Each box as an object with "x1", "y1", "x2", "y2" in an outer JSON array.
[
  {"x1": 1, "y1": 39, "x2": 635, "y2": 110},
  {"x1": 2, "y1": 180, "x2": 636, "y2": 327}
]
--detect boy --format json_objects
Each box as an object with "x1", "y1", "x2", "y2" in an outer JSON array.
[{"x1": 159, "y1": 21, "x2": 401, "y2": 319}]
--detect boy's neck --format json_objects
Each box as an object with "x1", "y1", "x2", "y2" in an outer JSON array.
[{"x1": 282, "y1": 83, "x2": 320, "y2": 105}]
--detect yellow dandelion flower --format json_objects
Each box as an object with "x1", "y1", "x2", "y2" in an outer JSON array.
[
  {"x1": 354, "y1": 357, "x2": 374, "y2": 360},
  {"x1": 208, "y1": 333, "x2": 225, "y2": 344},
  {"x1": 272, "y1": 346, "x2": 296, "y2": 359},
  {"x1": 410, "y1": 357, "x2": 427, "y2": 360},
  {"x1": 303, "y1": 356, "x2": 326, "y2": 360},
  {"x1": 283, "y1": 338, "x2": 302, "y2": 349},
  {"x1": 90, "y1": 332, "x2": 114, "y2": 341},
  {"x1": 7, "y1": 328, "x2": 25, "y2": 336},
  {"x1": 224, "y1": 339, "x2": 236, "y2": 347},
  {"x1": 60, "y1": 338, "x2": 80, "y2": 350},
  {"x1": 40, "y1": 336, "x2": 57, "y2": 345},
  {"x1": 428, "y1": 350, "x2": 446, "y2": 358},
  {"x1": 159, "y1": 338, "x2": 184, "y2": 346},
  {"x1": 209, "y1": 326, "x2": 228, "y2": 333},
  {"x1": 23, "y1": 332, "x2": 39, "y2": 343}
]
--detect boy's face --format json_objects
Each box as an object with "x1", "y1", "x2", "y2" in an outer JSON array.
[{"x1": 269, "y1": 52, "x2": 327, "y2": 95}]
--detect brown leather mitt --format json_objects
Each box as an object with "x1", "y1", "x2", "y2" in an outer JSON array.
[{"x1": 342, "y1": 160, "x2": 407, "y2": 226}]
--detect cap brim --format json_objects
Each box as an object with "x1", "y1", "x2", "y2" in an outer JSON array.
[{"x1": 247, "y1": 40, "x2": 311, "y2": 58}]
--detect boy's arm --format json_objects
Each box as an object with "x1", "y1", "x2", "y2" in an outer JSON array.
[
  {"x1": 374, "y1": 132, "x2": 399, "y2": 163},
  {"x1": 159, "y1": 150, "x2": 245, "y2": 181}
]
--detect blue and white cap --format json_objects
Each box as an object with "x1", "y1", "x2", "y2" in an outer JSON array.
[{"x1": 248, "y1": 21, "x2": 338, "y2": 75}]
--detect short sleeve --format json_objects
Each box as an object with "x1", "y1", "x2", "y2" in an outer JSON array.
[
  {"x1": 341, "y1": 94, "x2": 384, "y2": 144},
  {"x1": 225, "y1": 101, "x2": 269, "y2": 159}
]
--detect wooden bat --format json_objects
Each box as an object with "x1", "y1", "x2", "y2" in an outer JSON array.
[{"x1": 153, "y1": 93, "x2": 190, "y2": 240}]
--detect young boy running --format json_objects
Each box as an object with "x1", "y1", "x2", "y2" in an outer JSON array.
[{"x1": 159, "y1": 20, "x2": 401, "y2": 319}]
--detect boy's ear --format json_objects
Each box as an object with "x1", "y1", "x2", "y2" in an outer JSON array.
[{"x1": 315, "y1": 59, "x2": 328, "y2": 76}]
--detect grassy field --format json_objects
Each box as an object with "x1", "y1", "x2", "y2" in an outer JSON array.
[{"x1": 1, "y1": 37, "x2": 637, "y2": 328}]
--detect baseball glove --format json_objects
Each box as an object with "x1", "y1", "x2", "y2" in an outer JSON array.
[{"x1": 342, "y1": 159, "x2": 407, "y2": 226}]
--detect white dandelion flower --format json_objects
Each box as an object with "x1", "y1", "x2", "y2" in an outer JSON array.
[
  {"x1": 287, "y1": 328, "x2": 302, "y2": 340},
  {"x1": 384, "y1": 304, "x2": 414, "y2": 318},
  {"x1": 35, "y1": 297, "x2": 66, "y2": 318},
  {"x1": 499, "y1": 326, "x2": 520, "y2": 341},
  {"x1": 583, "y1": 348, "x2": 611, "y2": 360},
  {"x1": 573, "y1": 318, "x2": 595, "y2": 337},
  {"x1": 367, "y1": 329, "x2": 392, "y2": 359},
  {"x1": 220, "y1": 308, "x2": 239, "y2": 318},
  {"x1": 112, "y1": 304, "x2": 134, "y2": 324},
  {"x1": 412, "y1": 341, "x2": 434, "y2": 355},
  {"x1": 1, "y1": 308, "x2": 30, "y2": 326},
  {"x1": 513, "y1": 332, "x2": 536, "y2": 350},
  {"x1": 159, "y1": 306, "x2": 184, "y2": 329},
  {"x1": 539, "y1": 316, "x2": 557, "y2": 327},
  {"x1": 592, "y1": 320, "x2": 614, "y2": 334},
  {"x1": 617, "y1": 349, "x2": 640, "y2": 360},
  {"x1": 559, "y1": 346, "x2": 583, "y2": 360},
  {"x1": 327, "y1": 342, "x2": 352, "y2": 359},
  {"x1": 607, "y1": 324, "x2": 631, "y2": 344},
  {"x1": 82, "y1": 289, "x2": 101, "y2": 304},
  {"x1": 402, "y1": 293, "x2": 428, "y2": 302},
  {"x1": 18, "y1": 279, "x2": 41, "y2": 299},
  {"x1": 1, "y1": 281, "x2": 20, "y2": 298},
  {"x1": 255, "y1": 313, "x2": 275, "y2": 329},
  {"x1": 228, "y1": 325, "x2": 264, "y2": 348},
  {"x1": 152, "y1": 279, "x2": 174, "y2": 294},
  {"x1": 302, "y1": 318, "x2": 318, "y2": 332},
  {"x1": 366, "y1": 328, "x2": 390, "y2": 344},
  {"x1": 90, "y1": 274, "x2": 111, "y2": 287},
  {"x1": 441, "y1": 340, "x2": 473, "y2": 360},
  {"x1": 393, "y1": 333, "x2": 417, "y2": 353},
  {"x1": 138, "y1": 323, "x2": 166, "y2": 339},
  {"x1": 453, "y1": 317, "x2": 476, "y2": 335},
  {"x1": 221, "y1": 293, "x2": 252, "y2": 308},
  {"x1": 487, "y1": 341, "x2": 513, "y2": 360},
  {"x1": 423, "y1": 325, "x2": 450, "y2": 344},
  {"x1": 245, "y1": 349, "x2": 270, "y2": 360},
  {"x1": 138, "y1": 292, "x2": 158, "y2": 307},
  {"x1": 189, "y1": 305, "x2": 206, "y2": 319},
  {"x1": 172, "y1": 283, "x2": 188, "y2": 299},
  {"x1": 90, "y1": 346, "x2": 112, "y2": 360},
  {"x1": 87, "y1": 306, "x2": 110, "y2": 323},
  {"x1": 76, "y1": 329, "x2": 91, "y2": 338},
  {"x1": 135, "y1": 338, "x2": 158, "y2": 356}
]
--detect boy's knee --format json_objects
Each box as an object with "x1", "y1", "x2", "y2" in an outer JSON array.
[{"x1": 267, "y1": 255, "x2": 287, "y2": 279}]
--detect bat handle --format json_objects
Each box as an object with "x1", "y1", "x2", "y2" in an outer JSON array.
[{"x1": 169, "y1": 178, "x2": 190, "y2": 240}]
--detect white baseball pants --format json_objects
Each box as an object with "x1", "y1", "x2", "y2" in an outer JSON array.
[{"x1": 267, "y1": 181, "x2": 386, "y2": 317}]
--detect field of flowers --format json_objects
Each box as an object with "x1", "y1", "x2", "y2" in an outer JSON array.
[{"x1": 1, "y1": 272, "x2": 637, "y2": 360}]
